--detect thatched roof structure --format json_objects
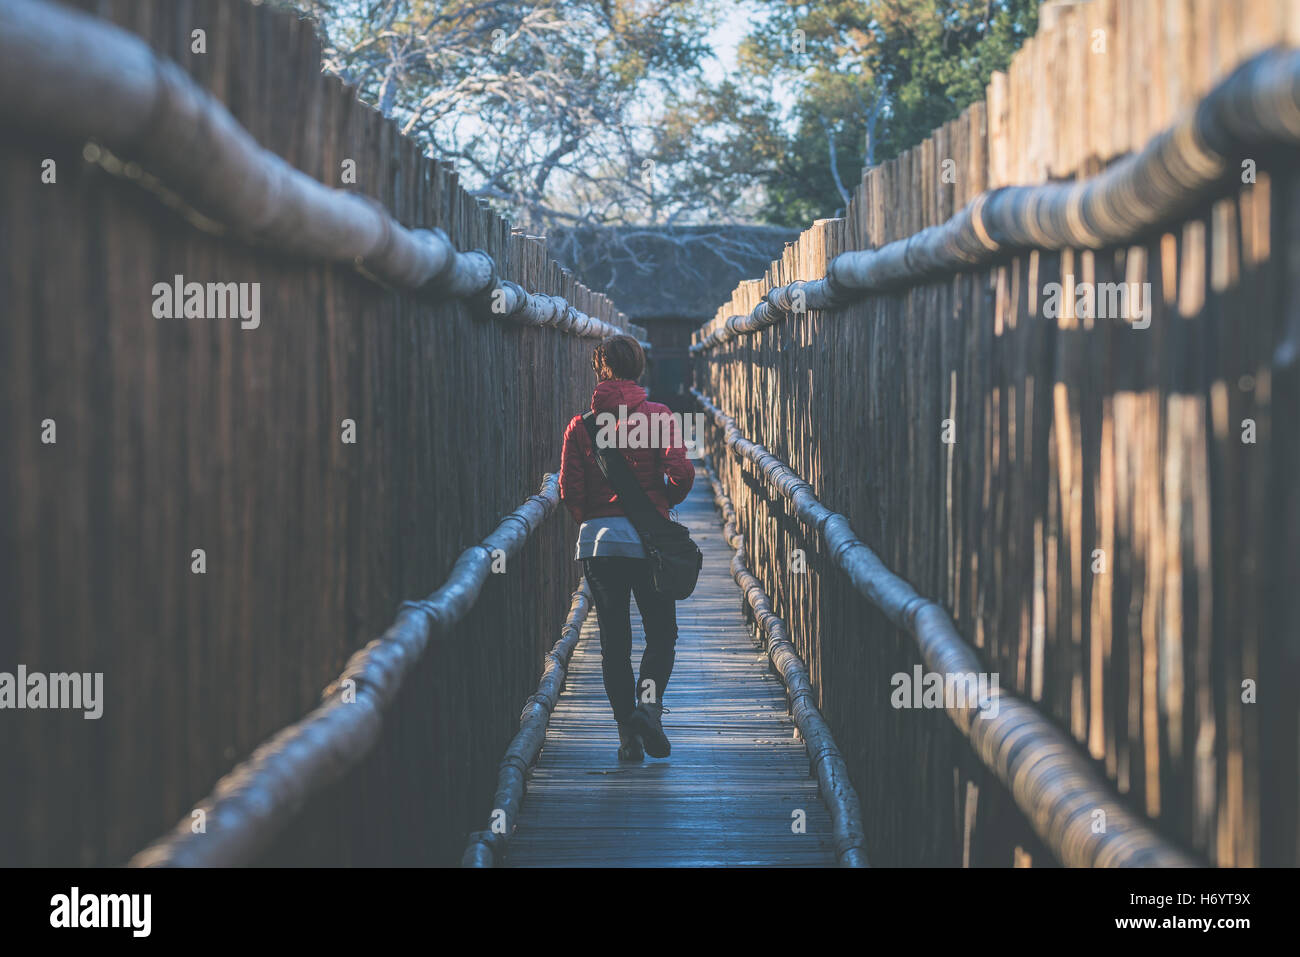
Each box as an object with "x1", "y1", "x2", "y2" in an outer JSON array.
[{"x1": 546, "y1": 225, "x2": 799, "y2": 323}]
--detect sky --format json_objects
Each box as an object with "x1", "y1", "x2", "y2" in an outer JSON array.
[{"x1": 702, "y1": 0, "x2": 760, "y2": 84}]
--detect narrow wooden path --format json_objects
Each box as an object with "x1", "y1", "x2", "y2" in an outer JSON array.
[{"x1": 507, "y1": 464, "x2": 834, "y2": 867}]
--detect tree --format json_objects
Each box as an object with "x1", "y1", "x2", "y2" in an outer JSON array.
[
  {"x1": 292, "y1": 0, "x2": 724, "y2": 231},
  {"x1": 290, "y1": 0, "x2": 1039, "y2": 232},
  {"x1": 691, "y1": 0, "x2": 1040, "y2": 226}
]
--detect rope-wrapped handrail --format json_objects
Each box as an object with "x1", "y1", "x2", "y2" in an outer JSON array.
[
  {"x1": 692, "y1": 48, "x2": 1300, "y2": 353},
  {"x1": 462, "y1": 580, "x2": 592, "y2": 867},
  {"x1": 692, "y1": 389, "x2": 1198, "y2": 868},
  {"x1": 703, "y1": 459, "x2": 868, "y2": 867},
  {"x1": 0, "y1": 0, "x2": 629, "y2": 342},
  {"x1": 130, "y1": 474, "x2": 563, "y2": 867}
]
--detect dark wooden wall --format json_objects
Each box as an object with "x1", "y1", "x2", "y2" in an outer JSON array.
[
  {"x1": 638, "y1": 316, "x2": 696, "y2": 413},
  {"x1": 0, "y1": 0, "x2": 629, "y2": 866},
  {"x1": 694, "y1": 0, "x2": 1300, "y2": 867}
]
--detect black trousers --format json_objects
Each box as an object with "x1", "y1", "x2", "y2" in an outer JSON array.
[{"x1": 582, "y1": 557, "x2": 678, "y2": 722}]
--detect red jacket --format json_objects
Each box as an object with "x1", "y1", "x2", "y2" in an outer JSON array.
[{"x1": 560, "y1": 379, "x2": 694, "y2": 523}]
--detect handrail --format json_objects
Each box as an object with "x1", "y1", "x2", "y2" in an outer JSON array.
[
  {"x1": 462, "y1": 581, "x2": 592, "y2": 867},
  {"x1": 131, "y1": 474, "x2": 563, "y2": 867},
  {"x1": 693, "y1": 389, "x2": 1198, "y2": 867},
  {"x1": 703, "y1": 459, "x2": 868, "y2": 867},
  {"x1": 692, "y1": 48, "x2": 1300, "y2": 353},
  {"x1": 0, "y1": 0, "x2": 637, "y2": 345}
]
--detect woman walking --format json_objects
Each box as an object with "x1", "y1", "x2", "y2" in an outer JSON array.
[{"x1": 559, "y1": 335, "x2": 694, "y2": 761}]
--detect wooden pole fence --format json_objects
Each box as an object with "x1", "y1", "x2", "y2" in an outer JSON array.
[
  {"x1": 703, "y1": 459, "x2": 869, "y2": 868},
  {"x1": 695, "y1": 389, "x2": 1197, "y2": 868},
  {"x1": 1, "y1": 0, "x2": 637, "y2": 866},
  {"x1": 0, "y1": 0, "x2": 630, "y2": 342},
  {"x1": 691, "y1": 0, "x2": 1299, "y2": 867},
  {"x1": 693, "y1": 48, "x2": 1300, "y2": 353},
  {"x1": 461, "y1": 581, "x2": 592, "y2": 868},
  {"x1": 131, "y1": 475, "x2": 564, "y2": 867}
]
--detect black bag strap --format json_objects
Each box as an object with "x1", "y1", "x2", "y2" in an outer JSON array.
[{"x1": 581, "y1": 410, "x2": 665, "y2": 532}]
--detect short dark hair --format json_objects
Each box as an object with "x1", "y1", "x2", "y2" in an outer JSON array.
[{"x1": 593, "y1": 335, "x2": 645, "y2": 381}]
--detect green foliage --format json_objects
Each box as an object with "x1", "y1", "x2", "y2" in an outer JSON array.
[
  {"x1": 700, "y1": 0, "x2": 1040, "y2": 226},
  {"x1": 867, "y1": 0, "x2": 1040, "y2": 154}
]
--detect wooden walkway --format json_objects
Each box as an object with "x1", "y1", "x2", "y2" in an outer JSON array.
[{"x1": 507, "y1": 464, "x2": 834, "y2": 867}]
